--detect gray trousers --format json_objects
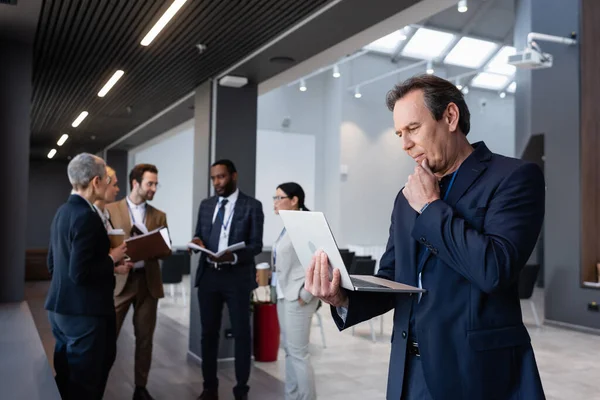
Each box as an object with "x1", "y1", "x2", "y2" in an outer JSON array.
[{"x1": 277, "y1": 297, "x2": 319, "y2": 400}]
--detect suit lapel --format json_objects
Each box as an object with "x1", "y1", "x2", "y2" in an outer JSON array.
[
  {"x1": 145, "y1": 205, "x2": 157, "y2": 231},
  {"x1": 444, "y1": 142, "x2": 491, "y2": 207},
  {"x1": 228, "y1": 192, "x2": 246, "y2": 244},
  {"x1": 117, "y1": 199, "x2": 132, "y2": 238}
]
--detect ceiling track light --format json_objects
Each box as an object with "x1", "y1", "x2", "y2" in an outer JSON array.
[
  {"x1": 426, "y1": 60, "x2": 434, "y2": 75},
  {"x1": 499, "y1": 91, "x2": 506, "y2": 99},
  {"x1": 462, "y1": 86, "x2": 469, "y2": 95},
  {"x1": 354, "y1": 87, "x2": 362, "y2": 98},
  {"x1": 141, "y1": 0, "x2": 189, "y2": 46},
  {"x1": 57, "y1": 134, "x2": 69, "y2": 146},
  {"x1": 458, "y1": 0, "x2": 468, "y2": 13},
  {"x1": 98, "y1": 70, "x2": 124, "y2": 97},
  {"x1": 72, "y1": 111, "x2": 89, "y2": 128},
  {"x1": 332, "y1": 64, "x2": 341, "y2": 78},
  {"x1": 299, "y1": 79, "x2": 307, "y2": 92}
]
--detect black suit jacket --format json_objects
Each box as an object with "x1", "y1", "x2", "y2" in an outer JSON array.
[
  {"x1": 193, "y1": 191, "x2": 264, "y2": 286},
  {"x1": 45, "y1": 195, "x2": 116, "y2": 316},
  {"x1": 332, "y1": 142, "x2": 546, "y2": 400}
]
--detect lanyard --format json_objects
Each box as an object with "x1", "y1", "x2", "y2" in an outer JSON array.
[
  {"x1": 126, "y1": 201, "x2": 146, "y2": 225},
  {"x1": 217, "y1": 199, "x2": 235, "y2": 232}
]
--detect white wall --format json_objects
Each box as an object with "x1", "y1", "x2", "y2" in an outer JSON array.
[
  {"x1": 128, "y1": 120, "x2": 195, "y2": 248},
  {"x1": 255, "y1": 129, "x2": 316, "y2": 246}
]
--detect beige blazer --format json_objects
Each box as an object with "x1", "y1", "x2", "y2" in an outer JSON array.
[
  {"x1": 106, "y1": 199, "x2": 169, "y2": 299},
  {"x1": 273, "y1": 230, "x2": 313, "y2": 303}
]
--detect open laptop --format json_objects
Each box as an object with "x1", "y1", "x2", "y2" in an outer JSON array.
[{"x1": 278, "y1": 210, "x2": 425, "y2": 294}]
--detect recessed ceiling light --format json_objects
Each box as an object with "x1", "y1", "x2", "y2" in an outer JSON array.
[
  {"x1": 57, "y1": 134, "x2": 69, "y2": 146},
  {"x1": 47, "y1": 149, "x2": 57, "y2": 159},
  {"x1": 141, "y1": 0, "x2": 189, "y2": 46},
  {"x1": 401, "y1": 28, "x2": 455, "y2": 60},
  {"x1": 72, "y1": 111, "x2": 89, "y2": 128},
  {"x1": 485, "y1": 46, "x2": 517, "y2": 75},
  {"x1": 98, "y1": 70, "x2": 124, "y2": 97},
  {"x1": 471, "y1": 72, "x2": 511, "y2": 90},
  {"x1": 364, "y1": 29, "x2": 409, "y2": 54},
  {"x1": 444, "y1": 37, "x2": 498, "y2": 69}
]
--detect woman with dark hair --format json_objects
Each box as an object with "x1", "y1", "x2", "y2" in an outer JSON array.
[{"x1": 270, "y1": 182, "x2": 318, "y2": 400}]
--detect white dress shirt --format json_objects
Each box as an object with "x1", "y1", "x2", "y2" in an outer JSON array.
[
  {"x1": 127, "y1": 197, "x2": 147, "y2": 269},
  {"x1": 211, "y1": 189, "x2": 239, "y2": 263}
]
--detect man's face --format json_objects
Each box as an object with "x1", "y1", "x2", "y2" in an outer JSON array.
[
  {"x1": 134, "y1": 171, "x2": 158, "y2": 201},
  {"x1": 392, "y1": 89, "x2": 453, "y2": 174},
  {"x1": 104, "y1": 173, "x2": 119, "y2": 203},
  {"x1": 210, "y1": 165, "x2": 237, "y2": 197}
]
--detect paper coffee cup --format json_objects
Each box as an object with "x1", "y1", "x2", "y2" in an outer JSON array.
[
  {"x1": 108, "y1": 229, "x2": 125, "y2": 248},
  {"x1": 256, "y1": 262, "x2": 270, "y2": 287}
]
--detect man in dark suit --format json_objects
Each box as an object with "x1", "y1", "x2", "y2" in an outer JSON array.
[
  {"x1": 190, "y1": 159, "x2": 264, "y2": 400},
  {"x1": 305, "y1": 75, "x2": 546, "y2": 400},
  {"x1": 45, "y1": 153, "x2": 129, "y2": 399}
]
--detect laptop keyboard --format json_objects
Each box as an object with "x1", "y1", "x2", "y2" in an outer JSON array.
[{"x1": 351, "y1": 276, "x2": 389, "y2": 289}]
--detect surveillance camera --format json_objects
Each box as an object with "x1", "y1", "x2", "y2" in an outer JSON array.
[
  {"x1": 196, "y1": 44, "x2": 207, "y2": 54},
  {"x1": 479, "y1": 99, "x2": 487, "y2": 108}
]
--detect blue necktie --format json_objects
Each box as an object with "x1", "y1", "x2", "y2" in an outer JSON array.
[{"x1": 208, "y1": 199, "x2": 228, "y2": 252}]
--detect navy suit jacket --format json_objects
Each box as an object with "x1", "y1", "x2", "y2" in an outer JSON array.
[
  {"x1": 45, "y1": 195, "x2": 116, "y2": 316},
  {"x1": 332, "y1": 142, "x2": 546, "y2": 400},
  {"x1": 193, "y1": 191, "x2": 264, "y2": 287}
]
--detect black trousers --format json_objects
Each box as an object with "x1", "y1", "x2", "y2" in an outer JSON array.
[
  {"x1": 48, "y1": 311, "x2": 117, "y2": 400},
  {"x1": 197, "y1": 266, "x2": 254, "y2": 397}
]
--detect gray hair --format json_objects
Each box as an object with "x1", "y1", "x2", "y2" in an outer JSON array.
[{"x1": 67, "y1": 153, "x2": 107, "y2": 190}]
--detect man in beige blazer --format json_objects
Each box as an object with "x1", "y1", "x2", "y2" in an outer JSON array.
[{"x1": 106, "y1": 163, "x2": 168, "y2": 400}]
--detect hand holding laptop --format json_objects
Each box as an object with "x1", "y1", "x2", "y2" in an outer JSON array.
[{"x1": 305, "y1": 250, "x2": 349, "y2": 308}]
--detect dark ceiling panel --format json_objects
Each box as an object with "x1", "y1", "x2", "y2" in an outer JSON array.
[{"x1": 31, "y1": 0, "x2": 332, "y2": 160}]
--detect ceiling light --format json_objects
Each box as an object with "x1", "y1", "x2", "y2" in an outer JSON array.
[
  {"x1": 401, "y1": 28, "x2": 455, "y2": 60},
  {"x1": 471, "y1": 72, "x2": 511, "y2": 90},
  {"x1": 462, "y1": 86, "x2": 469, "y2": 95},
  {"x1": 499, "y1": 92, "x2": 507, "y2": 98},
  {"x1": 97, "y1": 70, "x2": 124, "y2": 97},
  {"x1": 458, "y1": 0, "x2": 468, "y2": 13},
  {"x1": 57, "y1": 134, "x2": 69, "y2": 146},
  {"x1": 426, "y1": 60, "x2": 434, "y2": 74},
  {"x1": 456, "y1": 84, "x2": 463, "y2": 90},
  {"x1": 354, "y1": 87, "x2": 362, "y2": 98},
  {"x1": 333, "y1": 65, "x2": 341, "y2": 78},
  {"x1": 299, "y1": 79, "x2": 307, "y2": 92},
  {"x1": 141, "y1": 0, "x2": 189, "y2": 46},
  {"x1": 72, "y1": 111, "x2": 89, "y2": 128},
  {"x1": 444, "y1": 37, "x2": 498, "y2": 69},
  {"x1": 47, "y1": 149, "x2": 57, "y2": 159},
  {"x1": 219, "y1": 75, "x2": 248, "y2": 87},
  {"x1": 485, "y1": 46, "x2": 517, "y2": 75},
  {"x1": 364, "y1": 29, "x2": 409, "y2": 54}
]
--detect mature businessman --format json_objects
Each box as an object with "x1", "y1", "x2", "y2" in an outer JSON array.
[
  {"x1": 45, "y1": 153, "x2": 128, "y2": 399},
  {"x1": 190, "y1": 159, "x2": 264, "y2": 400},
  {"x1": 305, "y1": 75, "x2": 546, "y2": 400}
]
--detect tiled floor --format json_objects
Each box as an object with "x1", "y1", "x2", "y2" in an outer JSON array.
[
  {"x1": 160, "y1": 282, "x2": 600, "y2": 399},
  {"x1": 29, "y1": 277, "x2": 600, "y2": 399}
]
